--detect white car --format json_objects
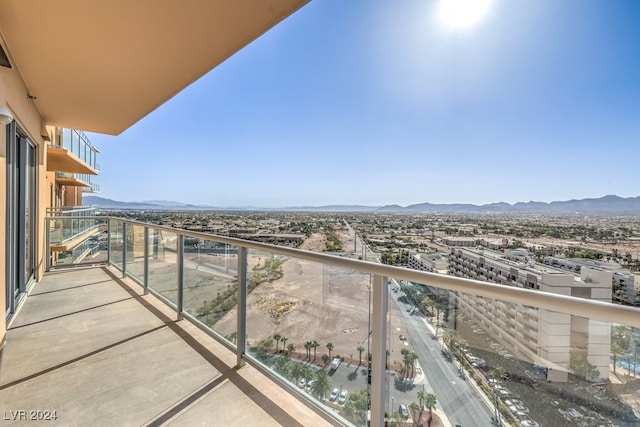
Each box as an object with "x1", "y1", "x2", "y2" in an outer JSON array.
[
  {"x1": 297, "y1": 378, "x2": 306, "y2": 388},
  {"x1": 305, "y1": 380, "x2": 315, "y2": 393},
  {"x1": 338, "y1": 389, "x2": 348, "y2": 404},
  {"x1": 329, "y1": 387, "x2": 339, "y2": 401},
  {"x1": 331, "y1": 357, "x2": 341, "y2": 370}
]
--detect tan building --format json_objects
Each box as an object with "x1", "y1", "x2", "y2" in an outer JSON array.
[
  {"x1": 0, "y1": 0, "x2": 309, "y2": 349},
  {"x1": 449, "y1": 247, "x2": 612, "y2": 382}
]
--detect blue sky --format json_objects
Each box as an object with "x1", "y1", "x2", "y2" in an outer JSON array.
[{"x1": 87, "y1": 0, "x2": 640, "y2": 208}]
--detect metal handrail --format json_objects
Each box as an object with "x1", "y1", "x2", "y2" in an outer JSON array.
[
  {"x1": 45, "y1": 215, "x2": 640, "y2": 427},
  {"x1": 94, "y1": 216, "x2": 640, "y2": 328}
]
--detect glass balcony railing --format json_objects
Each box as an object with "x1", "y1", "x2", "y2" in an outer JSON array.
[
  {"x1": 45, "y1": 216, "x2": 640, "y2": 427},
  {"x1": 49, "y1": 128, "x2": 100, "y2": 172},
  {"x1": 47, "y1": 207, "x2": 101, "y2": 246}
]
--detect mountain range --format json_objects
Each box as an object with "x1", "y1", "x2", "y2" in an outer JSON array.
[{"x1": 84, "y1": 195, "x2": 640, "y2": 214}]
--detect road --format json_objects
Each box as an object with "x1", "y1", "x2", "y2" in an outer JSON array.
[{"x1": 390, "y1": 284, "x2": 495, "y2": 426}]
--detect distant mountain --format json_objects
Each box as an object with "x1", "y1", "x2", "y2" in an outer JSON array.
[
  {"x1": 84, "y1": 195, "x2": 640, "y2": 214},
  {"x1": 378, "y1": 195, "x2": 640, "y2": 214}
]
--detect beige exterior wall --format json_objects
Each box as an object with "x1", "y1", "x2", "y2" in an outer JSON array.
[{"x1": 0, "y1": 39, "x2": 48, "y2": 344}]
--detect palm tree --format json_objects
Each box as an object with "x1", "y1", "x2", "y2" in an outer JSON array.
[
  {"x1": 273, "y1": 356, "x2": 290, "y2": 376},
  {"x1": 312, "y1": 340, "x2": 319, "y2": 361},
  {"x1": 312, "y1": 370, "x2": 331, "y2": 400},
  {"x1": 490, "y1": 366, "x2": 505, "y2": 422},
  {"x1": 326, "y1": 342, "x2": 334, "y2": 359},
  {"x1": 417, "y1": 390, "x2": 426, "y2": 423},
  {"x1": 304, "y1": 341, "x2": 313, "y2": 360},
  {"x1": 357, "y1": 345, "x2": 365, "y2": 365},
  {"x1": 287, "y1": 342, "x2": 295, "y2": 356},
  {"x1": 409, "y1": 402, "x2": 420, "y2": 427},
  {"x1": 425, "y1": 393, "x2": 437, "y2": 427},
  {"x1": 280, "y1": 336, "x2": 288, "y2": 353},
  {"x1": 273, "y1": 333, "x2": 282, "y2": 353},
  {"x1": 290, "y1": 362, "x2": 305, "y2": 384}
]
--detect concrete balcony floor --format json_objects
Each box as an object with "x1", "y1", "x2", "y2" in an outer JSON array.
[{"x1": 0, "y1": 266, "x2": 333, "y2": 426}]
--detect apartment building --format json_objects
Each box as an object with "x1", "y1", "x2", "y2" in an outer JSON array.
[
  {"x1": 448, "y1": 247, "x2": 612, "y2": 382},
  {"x1": 46, "y1": 127, "x2": 102, "y2": 266},
  {"x1": 544, "y1": 255, "x2": 637, "y2": 304}
]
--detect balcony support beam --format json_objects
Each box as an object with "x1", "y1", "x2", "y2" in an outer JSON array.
[
  {"x1": 370, "y1": 274, "x2": 388, "y2": 427},
  {"x1": 237, "y1": 246, "x2": 247, "y2": 368}
]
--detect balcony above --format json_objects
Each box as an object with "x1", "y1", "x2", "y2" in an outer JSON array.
[
  {"x1": 47, "y1": 146, "x2": 99, "y2": 175},
  {"x1": 0, "y1": 266, "x2": 332, "y2": 426},
  {"x1": 55, "y1": 172, "x2": 91, "y2": 188}
]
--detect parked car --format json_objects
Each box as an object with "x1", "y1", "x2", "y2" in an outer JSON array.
[
  {"x1": 338, "y1": 389, "x2": 348, "y2": 404},
  {"x1": 329, "y1": 387, "x2": 339, "y2": 401},
  {"x1": 305, "y1": 380, "x2": 315, "y2": 393},
  {"x1": 331, "y1": 357, "x2": 341, "y2": 370},
  {"x1": 399, "y1": 404, "x2": 409, "y2": 419}
]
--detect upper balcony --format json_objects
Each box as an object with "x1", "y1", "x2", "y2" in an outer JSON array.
[
  {"x1": 13, "y1": 215, "x2": 640, "y2": 426},
  {"x1": 55, "y1": 172, "x2": 101, "y2": 193},
  {"x1": 47, "y1": 128, "x2": 100, "y2": 175}
]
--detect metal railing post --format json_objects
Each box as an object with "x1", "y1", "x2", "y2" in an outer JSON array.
[
  {"x1": 45, "y1": 217, "x2": 51, "y2": 272},
  {"x1": 370, "y1": 274, "x2": 388, "y2": 427},
  {"x1": 237, "y1": 247, "x2": 247, "y2": 367},
  {"x1": 122, "y1": 222, "x2": 128, "y2": 278},
  {"x1": 177, "y1": 234, "x2": 184, "y2": 321},
  {"x1": 143, "y1": 226, "x2": 149, "y2": 295},
  {"x1": 107, "y1": 219, "x2": 112, "y2": 265}
]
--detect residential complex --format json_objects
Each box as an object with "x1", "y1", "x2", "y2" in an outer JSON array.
[{"x1": 448, "y1": 247, "x2": 611, "y2": 382}]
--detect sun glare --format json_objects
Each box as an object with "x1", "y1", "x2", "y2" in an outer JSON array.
[{"x1": 439, "y1": 0, "x2": 492, "y2": 28}]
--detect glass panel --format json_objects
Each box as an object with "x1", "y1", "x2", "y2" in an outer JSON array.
[
  {"x1": 110, "y1": 220, "x2": 123, "y2": 269},
  {"x1": 245, "y1": 248, "x2": 369, "y2": 425},
  {"x1": 383, "y1": 276, "x2": 640, "y2": 427},
  {"x1": 183, "y1": 239, "x2": 238, "y2": 343},
  {"x1": 126, "y1": 225, "x2": 147, "y2": 283},
  {"x1": 148, "y1": 230, "x2": 178, "y2": 307}
]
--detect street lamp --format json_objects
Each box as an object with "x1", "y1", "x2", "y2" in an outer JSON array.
[{"x1": 391, "y1": 396, "x2": 394, "y2": 425}]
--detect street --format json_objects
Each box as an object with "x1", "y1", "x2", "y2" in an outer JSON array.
[{"x1": 389, "y1": 283, "x2": 494, "y2": 426}]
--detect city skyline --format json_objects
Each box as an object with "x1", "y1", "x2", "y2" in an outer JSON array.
[{"x1": 87, "y1": 0, "x2": 640, "y2": 207}]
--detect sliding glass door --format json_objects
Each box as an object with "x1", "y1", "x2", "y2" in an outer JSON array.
[{"x1": 5, "y1": 122, "x2": 37, "y2": 319}]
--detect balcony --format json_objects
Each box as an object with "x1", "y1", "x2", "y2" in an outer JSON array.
[
  {"x1": 9, "y1": 216, "x2": 640, "y2": 426},
  {"x1": 54, "y1": 172, "x2": 100, "y2": 193},
  {"x1": 47, "y1": 208, "x2": 102, "y2": 263},
  {"x1": 47, "y1": 128, "x2": 100, "y2": 175}
]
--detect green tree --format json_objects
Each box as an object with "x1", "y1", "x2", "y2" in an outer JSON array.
[
  {"x1": 326, "y1": 342, "x2": 334, "y2": 359},
  {"x1": 280, "y1": 336, "x2": 288, "y2": 353},
  {"x1": 570, "y1": 356, "x2": 599, "y2": 381},
  {"x1": 312, "y1": 340, "x2": 319, "y2": 361},
  {"x1": 304, "y1": 341, "x2": 313, "y2": 360},
  {"x1": 273, "y1": 356, "x2": 290, "y2": 377},
  {"x1": 290, "y1": 362, "x2": 305, "y2": 384},
  {"x1": 425, "y1": 393, "x2": 437, "y2": 427},
  {"x1": 287, "y1": 342, "x2": 295, "y2": 356},
  {"x1": 357, "y1": 345, "x2": 365, "y2": 365},
  {"x1": 312, "y1": 370, "x2": 331, "y2": 400},
  {"x1": 273, "y1": 333, "x2": 282, "y2": 353}
]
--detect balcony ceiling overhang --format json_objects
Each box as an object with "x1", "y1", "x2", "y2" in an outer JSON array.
[
  {"x1": 55, "y1": 174, "x2": 91, "y2": 188},
  {"x1": 0, "y1": 0, "x2": 309, "y2": 135},
  {"x1": 47, "y1": 147, "x2": 99, "y2": 175}
]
